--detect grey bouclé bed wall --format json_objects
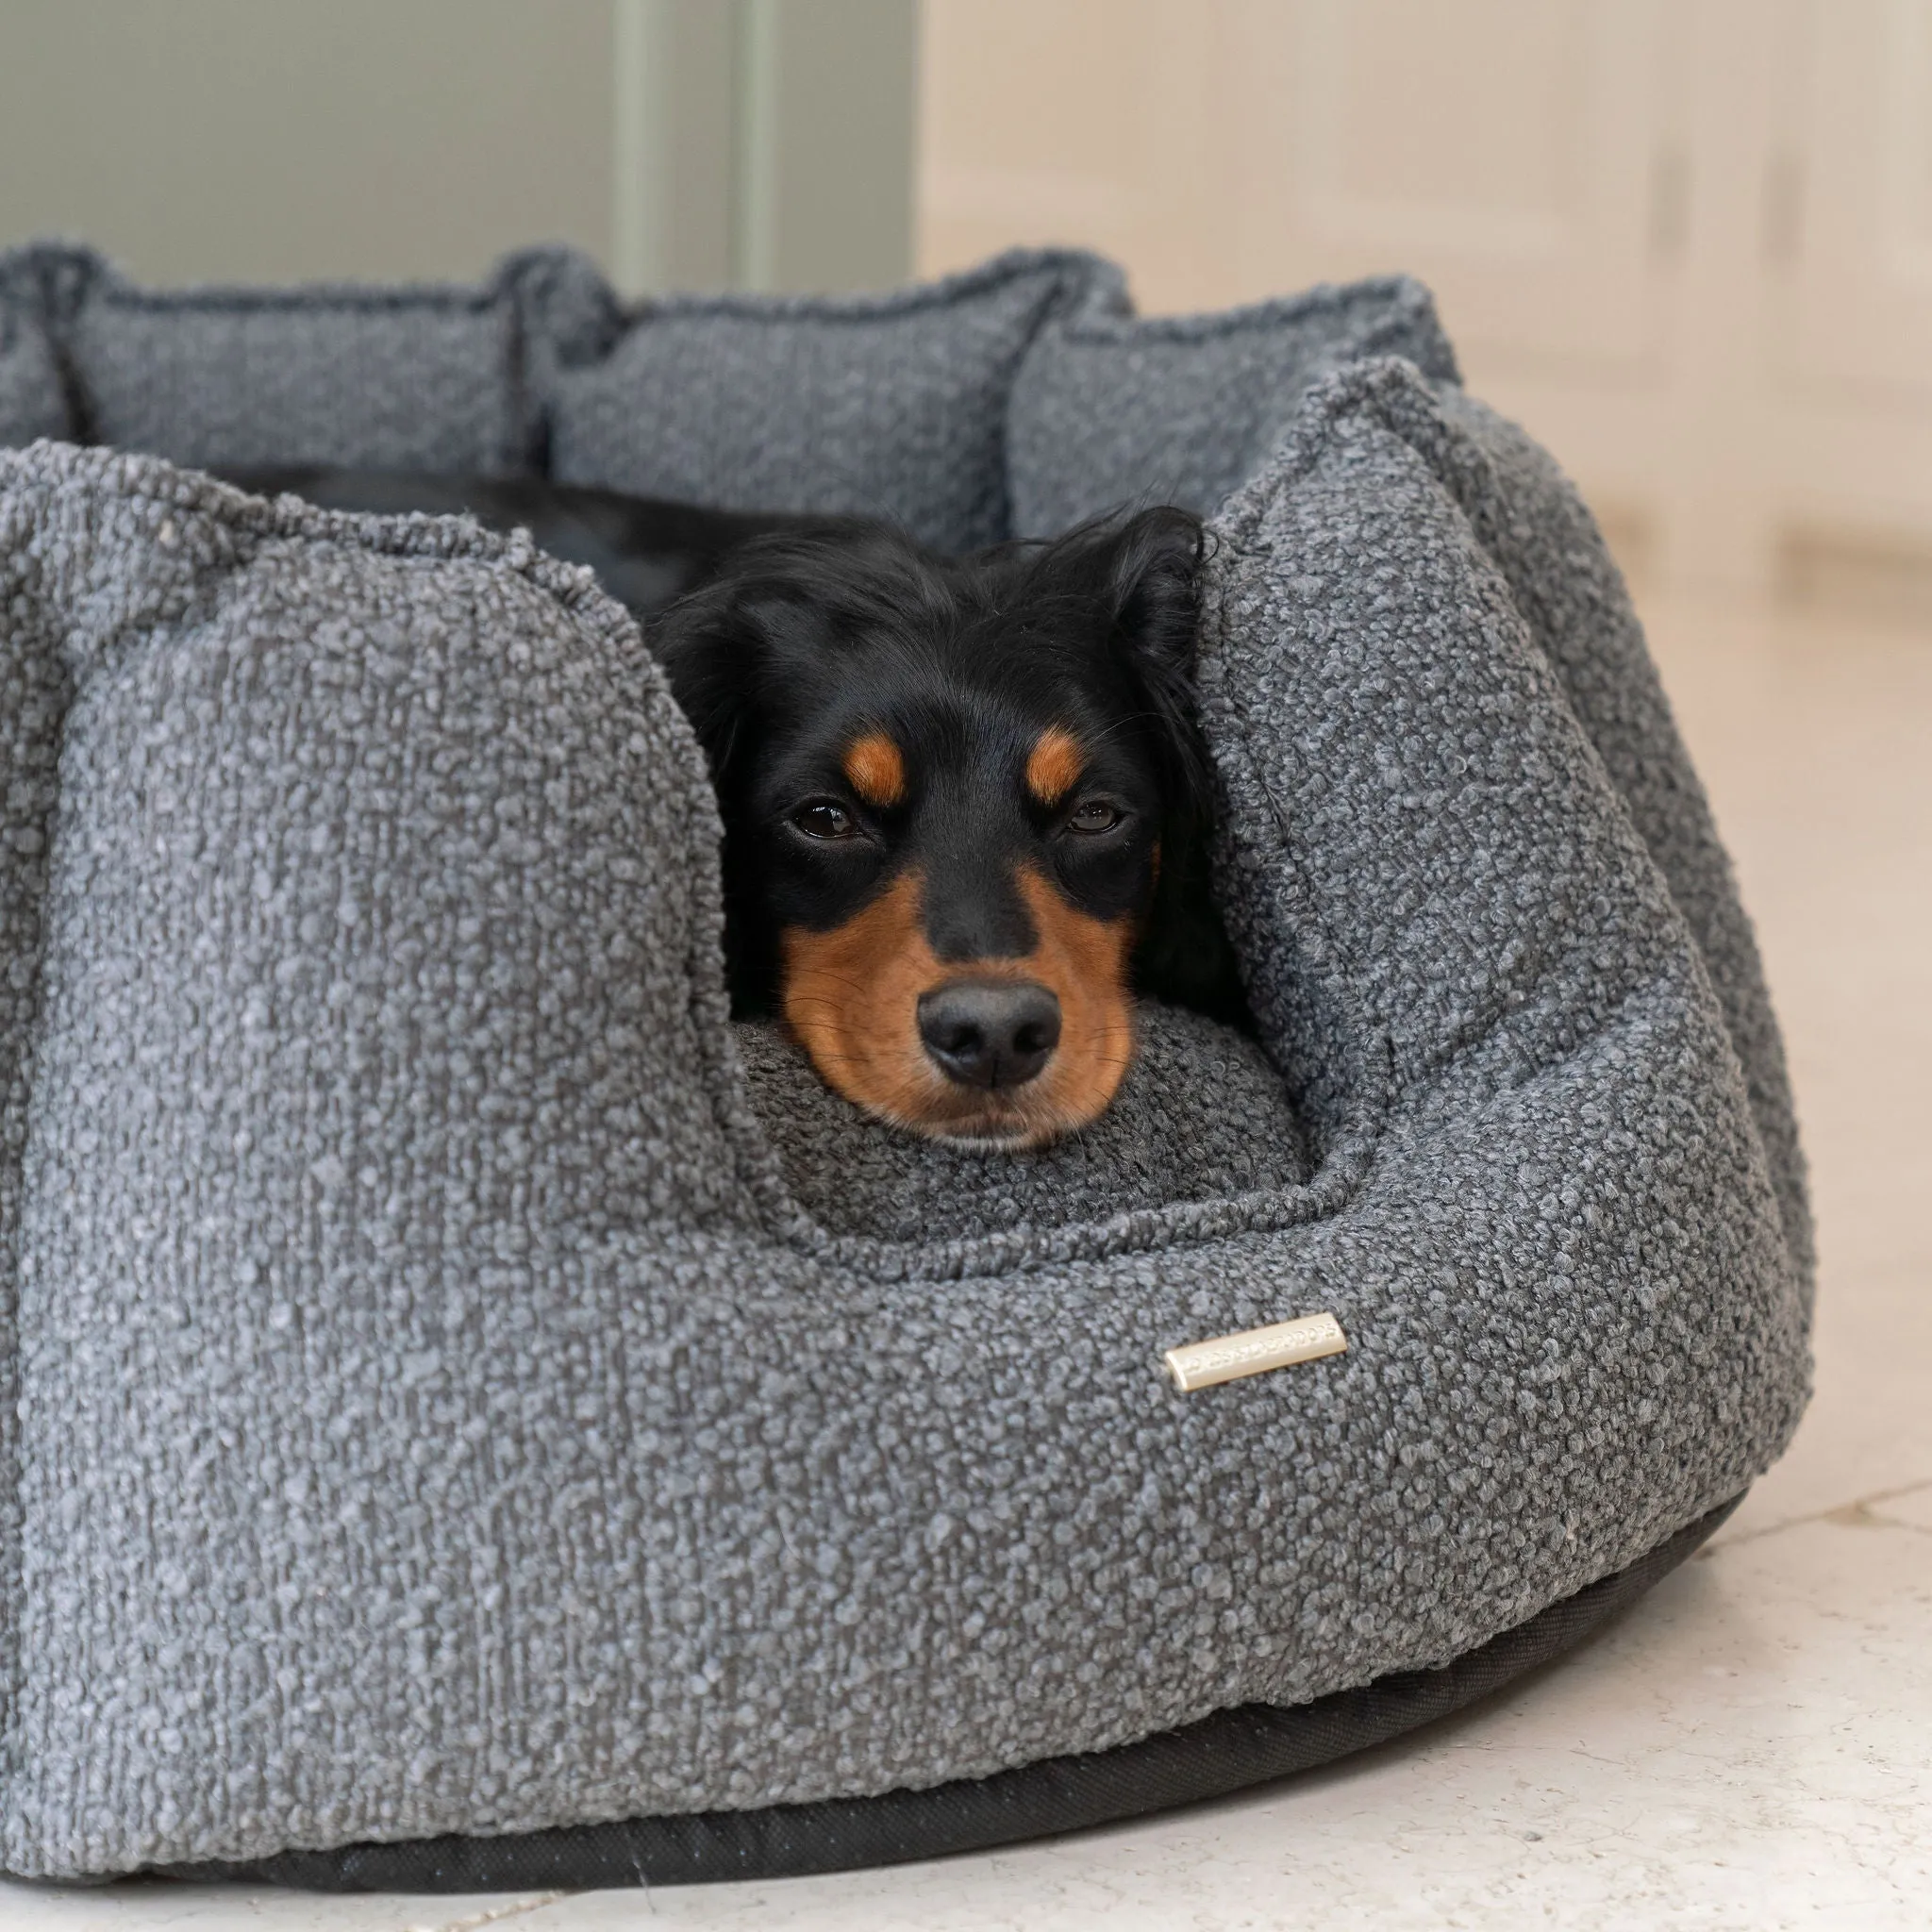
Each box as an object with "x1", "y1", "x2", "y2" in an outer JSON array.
[{"x1": 0, "y1": 244, "x2": 1809, "y2": 1880}]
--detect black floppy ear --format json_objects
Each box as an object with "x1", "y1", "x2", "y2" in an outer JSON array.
[
  {"x1": 1090, "y1": 506, "x2": 1211, "y2": 806},
  {"x1": 647, "y1": 575, "x2": 813, "y2": 1018},
  {"x1": 646, "y1": 580, "x2": 761, "y2": 788},
  {"x1": 647, "y1": 579, "x2": 833, "y2": 800},
  {"x1": 1105, "y1": 504, "x2": 1207, "y2": 684},
  {"x1": 648, "y1": 531, "x2": 866, "y2": 788},
  {"x1": 1093, "y1": 508, "x2": 1252, "y2": 1028}
]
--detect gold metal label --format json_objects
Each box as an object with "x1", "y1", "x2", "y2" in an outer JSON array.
[{"x1": 1163, "y1": 1311, "x2": 1348, "y2": 1391}]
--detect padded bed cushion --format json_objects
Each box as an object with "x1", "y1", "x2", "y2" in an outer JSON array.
[{"x1": 0, "y1": 245, "x2": 1809, "y2": 1886}]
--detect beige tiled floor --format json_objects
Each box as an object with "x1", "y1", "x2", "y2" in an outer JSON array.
[{"x1": 7, "y1": 593, "x2": 1928, "y2": 1931}]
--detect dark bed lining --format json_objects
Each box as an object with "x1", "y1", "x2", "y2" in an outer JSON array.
[{"x1": 157, "y1": 1494, "x2": 1740, "y2": 1893}]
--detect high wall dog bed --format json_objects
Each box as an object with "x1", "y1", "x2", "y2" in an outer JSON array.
[{"x1": 0, "y1": 245, "x2": 1810, "y2": 1888}]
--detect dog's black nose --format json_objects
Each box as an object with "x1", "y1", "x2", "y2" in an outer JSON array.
[{"x1": 917, "y1": 980, "x2": 1061, "y2": 1090}]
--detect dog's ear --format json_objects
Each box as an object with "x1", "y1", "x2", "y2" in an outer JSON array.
[
  {"x1": 649, "y1": 572, "x2": 838, "y2": 1019},
  {"x1": 1083, "y1": 506, "x2": 1211, "y2": 808},
  {"x1": 1089, "y1": 508, "x2": 1252, "y2": 1028},
  {"x1": 1103, "y1": 505, "x2": 1207, "y2": 685},
  {"x1": 647, "y1": 578, "x2": 830, "y2": 796},
  {"x1": 647, "y1": 583, "x2": 753, "y2": 780},
  {"x1": 649, "y1": 530, "x2": 879, "y2": 782}
]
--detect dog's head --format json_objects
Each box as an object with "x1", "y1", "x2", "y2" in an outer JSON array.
[{"x1": 651, "y1": 507, "x2": 1220, "y2": 1147}]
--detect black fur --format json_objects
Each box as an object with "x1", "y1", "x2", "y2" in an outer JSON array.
[{"x1": 216, "y1": 466, "x2": 838, "y2": 619}]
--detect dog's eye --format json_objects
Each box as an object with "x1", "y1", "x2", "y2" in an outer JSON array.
[
  {"x1": 1065, "y1": 798, "x2": 1124, "y2": 835},
  {"x1": 791, "y1": 799, "x2": 859, "y2": 841}
]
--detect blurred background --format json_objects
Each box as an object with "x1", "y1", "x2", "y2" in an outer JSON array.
[
  {"x1": 5, "y1": 0, "x2": 1931, "y2": 614},
  {"x1": 0, "y1": 6, "x2": 1927, "y2": 1915}
]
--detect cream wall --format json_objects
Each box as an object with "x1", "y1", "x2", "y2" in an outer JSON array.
[
  {"x1": 917, "y1": 0, "x2": 1932, "y2": 606},
  {"x1": 0, "y1": 0, "x2": 917, "y2": 296}
]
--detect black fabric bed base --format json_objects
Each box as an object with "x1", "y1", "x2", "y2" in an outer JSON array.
[{"x1": 161, "y1": 1494, "x2": 1739, "y2": 1893}]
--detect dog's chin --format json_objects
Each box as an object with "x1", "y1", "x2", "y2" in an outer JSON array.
[
  {"x1": 874, "y1": 1087, "x2": 1101, "y2": 1153},
  {"x1": 919, "y1": 1114, "x2": 1055, "y2": 1154}
]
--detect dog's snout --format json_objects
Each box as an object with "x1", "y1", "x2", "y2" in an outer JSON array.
[{"x1": 917, "y1": 980, "x2": 1062, "y2": 1091}]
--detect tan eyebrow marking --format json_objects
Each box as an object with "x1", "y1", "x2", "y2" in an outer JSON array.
[
  {"x1": 1025, "y1": 726, "x2": 1085, "y2": 808},
  {"x1": 842, "y1": 731, "x2": 908, "y2": 808}
]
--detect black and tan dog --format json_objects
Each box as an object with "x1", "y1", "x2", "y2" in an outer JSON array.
[
  {"x1": 655, "y1": 508, "x2": 1245, "y2": 1146},
  {"x1": 225, "y1": 471, "x2": 1245, "y2": 1144}
]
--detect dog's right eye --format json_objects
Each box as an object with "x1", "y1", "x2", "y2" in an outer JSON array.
[
  {"x1": 791, "y1": 799, "x2": 859, "y2": 841},
  {"x1": 1064, "y1": 798, "x2": 1124, "y2": 835}
]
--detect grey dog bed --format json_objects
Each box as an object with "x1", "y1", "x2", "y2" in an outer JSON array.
[{"x1": 0, "y1": 244, "x2": 1809, "y2": 1887}]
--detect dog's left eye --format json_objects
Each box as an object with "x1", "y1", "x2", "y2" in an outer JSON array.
[
  {"x1": 1065, "y1": 798, "x2": 1124, "y2": 835},
  {"x1": 791, "y1": 799, "x2": 859, "y2": 840}
]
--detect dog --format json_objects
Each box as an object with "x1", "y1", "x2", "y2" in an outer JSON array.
[
  {"x1": 222, "y1": 470, "x2": 1245, "y2": 1145},
  {"x1": 219, "y1": 466, "x2": 836, "y2": 617},
  {"x1": 651, "y1": 507, "x2": 1246, "y2": 1147}
]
